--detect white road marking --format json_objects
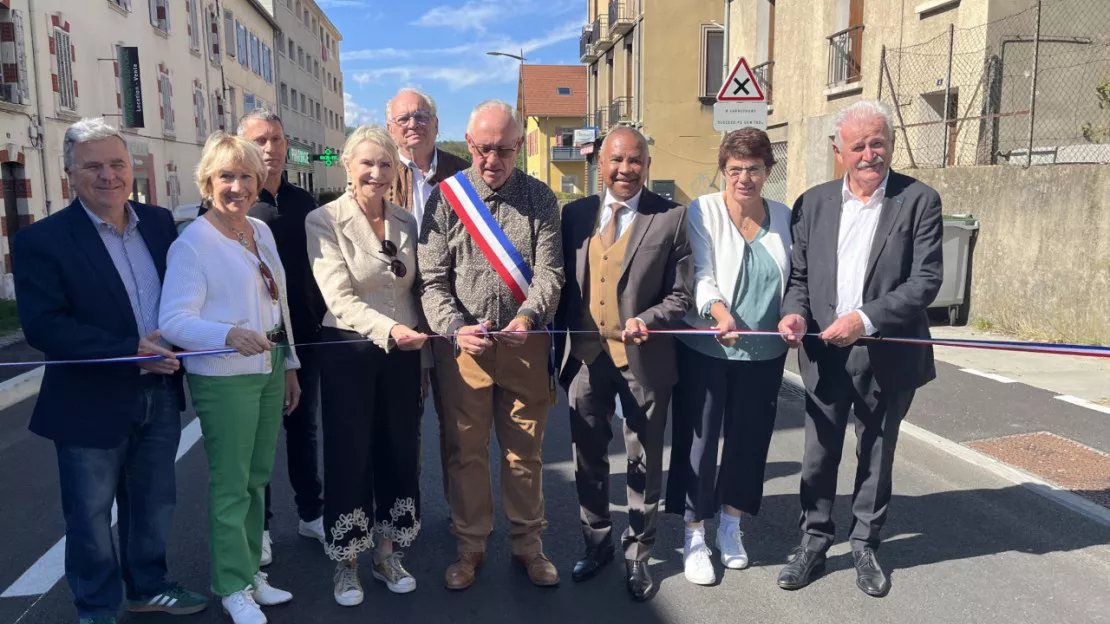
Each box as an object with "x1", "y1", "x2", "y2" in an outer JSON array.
[
  {"x1": 1055, "y1": 395, "x2": 1110, "y2": 415},
  {"x1": 2, "y1": 418, "x2": 203, "y2": 599},
  {"x1": 781, "y1": 370, "x2": 1110, "y2": 529},
  {"x1": 958, "y1": 368, "x2": 1016, "y2": 384}
]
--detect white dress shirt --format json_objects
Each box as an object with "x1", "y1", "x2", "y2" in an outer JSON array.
[
  {"x1": 599, "y1": 187, "x2": 641, "y2": 240},
  {"x1": 836, "y1": 172, "x2": 890, "y2": 336},
  {"x1": 399, "y1": 150, "x2": 438, "y2": 233}
]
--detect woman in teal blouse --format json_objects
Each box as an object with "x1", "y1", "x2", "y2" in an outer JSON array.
[{"x1": 665, "y1": 128, "x2": 793, "y2": 587}]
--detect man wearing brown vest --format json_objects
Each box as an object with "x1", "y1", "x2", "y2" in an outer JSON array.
[{"x1": 554, "y1": 127, "x2": 693, "y2": 602}]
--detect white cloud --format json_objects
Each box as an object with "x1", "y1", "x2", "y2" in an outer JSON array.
[
  {"x1": 341, "y1": 44, "x2": 475, "y2": 63},
  {"x1": 412, "y1": 0, "x2": 578, "y2": 33},
  {"x1": 344, "y1": 92, "x2": 379, "y2": 125}
]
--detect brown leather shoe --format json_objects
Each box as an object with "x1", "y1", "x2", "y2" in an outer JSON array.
[
  {"x1": 445, "y1": 552, "x2": 485, "y2": 591},
  {"x1": 514, "y1": 552, "x2": 560, "y2": 587}
]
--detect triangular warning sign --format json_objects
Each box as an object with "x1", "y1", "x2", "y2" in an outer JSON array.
[{"x1": 717, "y1": 57, "x2": 766, "y2": 102}]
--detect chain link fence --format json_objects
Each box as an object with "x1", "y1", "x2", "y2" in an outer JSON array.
[{"x1": 878, "y1": 0, "x2": 1110, "y2": 169}]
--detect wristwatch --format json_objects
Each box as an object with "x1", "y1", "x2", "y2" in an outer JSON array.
[{"x1": 514, "y1": 315, "x2": 535, "y2": 330}]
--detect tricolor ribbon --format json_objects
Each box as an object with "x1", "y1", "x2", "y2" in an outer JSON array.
[{"x1": 3, "y1": 328, "x2": 1107, "y2": 368}]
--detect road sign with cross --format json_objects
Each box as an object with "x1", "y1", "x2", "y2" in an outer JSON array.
[{"x1": 716, "y1": 57, "x2": 766, "y2": 102}]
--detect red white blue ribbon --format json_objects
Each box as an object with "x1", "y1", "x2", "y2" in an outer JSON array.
[
  {"x1": 4, "y1": 328, "x2": 1107, "y2": 368},
  {"x1": 439, "y1": 171, "x2": 532, "y2": 305}
]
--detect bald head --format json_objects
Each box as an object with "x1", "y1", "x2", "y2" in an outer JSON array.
[
  {"x1": 465, "y1": 100, "x2": 523, "y2": 189},
  {"x1": 601, "y1": 127, "x2": 651, "y2": 201}
]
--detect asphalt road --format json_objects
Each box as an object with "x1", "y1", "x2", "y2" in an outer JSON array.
[{"x1": 2, "y1": 361, "x2": 1109, "y2": 624}]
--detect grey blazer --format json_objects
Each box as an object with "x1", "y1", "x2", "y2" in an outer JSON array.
[
  {"x1": 554, "y1": 189, "x2": 694, "y2": 391},
  {"x1": 781, "y1": 171, "x2": 944, "y2": 397}
]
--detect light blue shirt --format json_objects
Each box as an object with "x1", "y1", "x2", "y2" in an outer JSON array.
[
  {"x1": 599, "y1": 188, "x2": 641, "y2": 240},
  {"x1": 82, "y1": 201, "x2": 165, "y2": 347}
]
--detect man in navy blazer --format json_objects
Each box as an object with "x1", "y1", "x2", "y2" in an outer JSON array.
[
  {"x1": 776, "y1": 101, "x2": 943, "y2": 598},
  {"x1": 13, "y1": 119, "x2": 205, "y2": 623}
]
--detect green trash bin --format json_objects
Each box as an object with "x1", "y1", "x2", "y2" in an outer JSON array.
[{"x1": 930, "y1": 214, "x2": 979, "y2": 325}]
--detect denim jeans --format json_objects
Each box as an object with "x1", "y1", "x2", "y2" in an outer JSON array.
[{"x1": 56, "y1": 377, "x2": 181, "y2": 618}]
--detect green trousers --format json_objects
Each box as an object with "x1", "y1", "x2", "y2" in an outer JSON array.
[{"x1": 188, "y1": 347, "x2": 286, "y2": 596}]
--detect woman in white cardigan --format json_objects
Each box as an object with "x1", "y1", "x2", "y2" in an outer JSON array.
[
  {"x1": 664, "y1": 128, "x2": 793, "y2": 587},
  {"x1": 305, "y1": 125, "x2": 427, "y2": 607},
  {"x1": 159, "y1": 133, "x2": 300, "y2": 624}
]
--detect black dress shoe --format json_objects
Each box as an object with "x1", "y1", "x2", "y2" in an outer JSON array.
[
  {"x1": 572, "y1": 543, "x2": 615, "y2": 582},
  {"x1": 853, "y1": 548, "x2": 890, "y2": 597},
  {"x1": 625, "y1": 559, "x2": 656, "y2": 602},
  {"x1": 777, "y1": 545, "x2": 827, "y2": 590}
]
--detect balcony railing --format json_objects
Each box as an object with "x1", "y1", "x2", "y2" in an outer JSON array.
[
  {"x1": 551, "y1": 146, "x2": 585, "y2": 161},
  {"x1": 593, "y1": 108, "x2": 608, "y2": 133},
  {"x1": 608, "y1": 0, "x2": 635, "y2": 37},
  {"x1": 580, "y1": 24, "x2": 597, "y2": 62},
  {"x1": 827, "y1": 25, "x2": 864, "y2": 87},
  {"x1": 592, "y1": 13, "x2": 612, "y2": 52},
  {"x1": 609, "y1": 96, "x2": 633, "y2": 127},
  {"x1": 751, "y1": 60, "x2": 774, "y2": 106}
]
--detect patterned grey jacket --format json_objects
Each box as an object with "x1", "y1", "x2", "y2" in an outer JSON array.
[{"x1": 417, "y1": 167, "x2": 565, "y2": 335}]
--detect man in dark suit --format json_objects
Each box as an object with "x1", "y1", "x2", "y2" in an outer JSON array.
[
  {"x1": 776, "y1": 100, "x2": 943, "y2": 598},
  {"x1": 555, "y1": 127, "x2": 693, "y2": 601},
  {"x1": 384, "y1": 87, "x2": 470, "y2": 504},
  {"x1": 13, "y1": 118, "x2": 206, "y2": 623}
]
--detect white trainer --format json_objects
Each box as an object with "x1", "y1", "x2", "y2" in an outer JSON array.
[
  {"x1": 251, "y1": 571, "x2": 292, "y2": 606},
  {"x1": 260, "y1": 531, "x2": 272, "y2": 567},
  {"x1": 298, "y1": 516, "x2": 325, "y2": 544},
  {"x1": 717, "y1": 526, "x2": 749, "y2": 570},
  {"x1": 333, "y1": 559, "x2": 364, "y2": 607},
  {"x1": 683, "y1": 544, "x2": 716, "y2": 585},
  {"x1": 222, "y1": 586, "x2": 267, "y2": 624}
]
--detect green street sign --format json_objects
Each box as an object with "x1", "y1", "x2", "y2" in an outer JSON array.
[
  {"x1": 287, "y1": 146, "x2": 311, "y2": 166},
  {"x1": 313, "y1": 148, "x2": 339, "y2": 167}
]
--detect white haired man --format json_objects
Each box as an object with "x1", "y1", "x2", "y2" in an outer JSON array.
[
  {"x1": 13, "y1": 118, "x2": 207, "y2": 623},
  {"x1": 418, "y1": 100, "x2": 564, "y2": 591},
  {"x1": 776, "y1": 99, "x2": 943, "y2": 598}
]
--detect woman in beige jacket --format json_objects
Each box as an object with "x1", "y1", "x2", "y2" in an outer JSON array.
[{"x1": 305, "y1": 125, "x2": 426, "y2": 607}]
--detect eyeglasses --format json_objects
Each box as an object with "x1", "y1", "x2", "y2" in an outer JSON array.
[
  {"x1": 468, "y1": 141, "x2": 518, "y2": 159},
  {"x1": 724, "y1": 166, "x2": 768, "y2": 179},
  {"x1": 390, "y1": 110, "x2": 434, "y2": 127},
  {"x1": 380, "y1": 240, "x2": 407, "y2": 278},
  {"x1": 257, "y1": 260, "x2": 280, "y2": 303}
]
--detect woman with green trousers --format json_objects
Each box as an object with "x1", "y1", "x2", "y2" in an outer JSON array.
[{"x1": 160, "y1": 133, "x2": 302, "y2": 624}]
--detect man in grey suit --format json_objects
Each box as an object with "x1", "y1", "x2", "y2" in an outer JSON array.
[
  {"x1": 776, "y1": 100, "x2": 943, "y2": 598},
  {"x1": 554, "y1": 127, "x2": 693, "y2": 602}
]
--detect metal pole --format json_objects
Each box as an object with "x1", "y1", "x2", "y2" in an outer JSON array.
[
  {"x1": 942, "y1": 22, "x2": 954, "y2": 167},
  {"x1": 878, "y1": 45, "x2": 886, "y2": 101},
  {"x1": 1026, "y1": 0, "x2": 1041, "y2": 168},
  {"x1": 721, "y1": 0, "x2": 731, "y2": 139}
]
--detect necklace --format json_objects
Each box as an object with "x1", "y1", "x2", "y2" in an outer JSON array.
[{"x1": 212, "y1": 211, "x2": 251, "y2": 248}]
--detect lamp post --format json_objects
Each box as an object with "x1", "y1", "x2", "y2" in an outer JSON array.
[{"x1": 487, "y1": 50, "x2": 528, "y2": 169}]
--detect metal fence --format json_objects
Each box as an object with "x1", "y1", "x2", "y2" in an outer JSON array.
[{"x1": 878, "y1": 0, "x2": 1110, "y2": 169}]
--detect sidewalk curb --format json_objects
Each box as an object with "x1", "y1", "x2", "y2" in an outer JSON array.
[
  {"x1": 0, "y1": 366, "x2": 44, "y2": 412},
  {"x1": 780, "y1": 370, "x2": 1110, "y2": 530}
]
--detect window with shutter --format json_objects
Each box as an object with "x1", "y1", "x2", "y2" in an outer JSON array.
[
  {"x1": 223, "y1": 10, "x2": 234, "y2": 57},
  {"x1": 149, "y1": 0, "x2": 170, "y2": 32},
  {"x1": 187, "y1": 0, "x2": 201, "y2": 51},
  {"x1": 0, "y1": 10, "x2": 29, "y2": 105},
  {"x1": 195, "y1": 83, "x2": 207, "y2": 140},
  {"x1": 55, "y1": 28, "x2": 76, "y2": 110},
  {"x1": 207, "y1": 6, "x2": 221, "y2": 63},
  {"x1": 160, "y1": 70, "x2": 174, "y2": 133}
]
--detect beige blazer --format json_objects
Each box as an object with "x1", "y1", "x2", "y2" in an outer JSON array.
[{"x1": 306, "y1": 193, "x2": 420, "y2": 351}]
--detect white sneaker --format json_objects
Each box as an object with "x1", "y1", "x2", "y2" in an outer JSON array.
[
  {"x1": 683, "y1": 544, "x2": 716, "y2": 585},
  {"x1": 298, "y1": 517, "x2": 325, "y2": 544},
  {"x1": 222, "y1": 586, "x2": 267, "y2": 624},
  {"x1": 260, "y1": 531, "x2": 272, "y2": 567},
  {"x1": 372, "y1": 552, "x2": 416, "y2": 594},
  {"x1": 717, "y1": 525, "x2": 750, "y2": 570},
  {"x1": 333, "y1": 559, "x2": 364, "y2": 607},
  {"x1": 251, "y1": 571, "x2": 292, "y2": 606}
]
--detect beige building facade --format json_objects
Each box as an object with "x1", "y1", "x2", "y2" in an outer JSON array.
[
  {"x1": 728, "y1": 0, "x2": 1110, "y2": 204},
  {"x1": 320, "y1": 17, "x2": 344, "y2": 194},
  {"x1": 581, "y1": 0, "x2": 726, "y2": 206}
]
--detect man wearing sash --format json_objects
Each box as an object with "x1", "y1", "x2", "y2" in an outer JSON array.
[
  {"x1": 417, "y1": 100, "x2": 565, "y2": 591},
  {"x1": 554, "y1": 127, "x2": 692, "y2": 601}
]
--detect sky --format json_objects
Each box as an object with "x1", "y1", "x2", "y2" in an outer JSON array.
[{"x1": 319, "y1": 0, "x2": 584, "y2": 141}]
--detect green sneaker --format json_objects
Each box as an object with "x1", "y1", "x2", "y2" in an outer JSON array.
[
  {"x1": 78, "y1": 618, "x2": 116, "y2": 624},
  {"x1": 126, "y1": 582, "x2": 208, "y2": 615}
]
